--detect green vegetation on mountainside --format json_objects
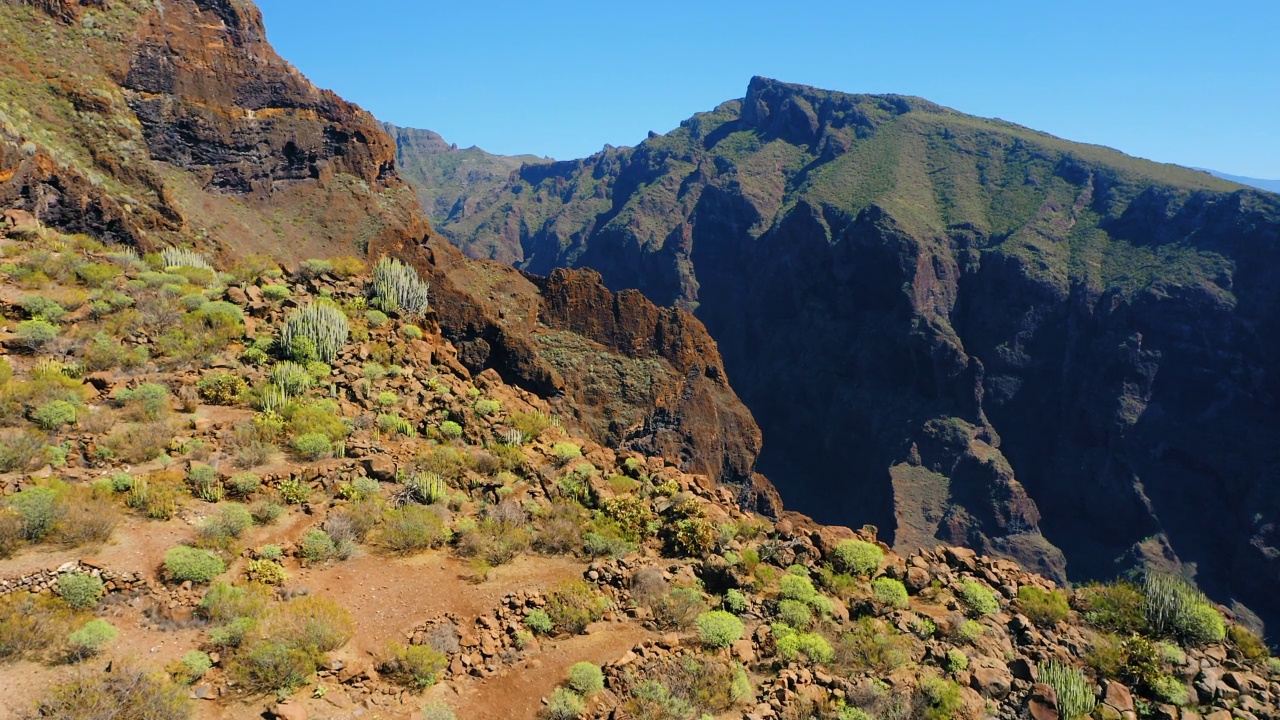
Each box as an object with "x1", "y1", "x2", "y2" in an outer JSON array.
[
  {"x1": 384, "y1": 122, "x2": 550, "y2": 226},
  {"x1": 428, "y1": 77, "x2": 1250, "y2": 305}
]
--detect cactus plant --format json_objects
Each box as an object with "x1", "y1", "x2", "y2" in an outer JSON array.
[
  {"x1": 1038, "y1": 661, "x2": 1095, "y2": 720},
  {"x1": 370, "y1": 257, "x2": 430, "y2": 316},
  {"x1": 269, "y1": 361, "x2": 315, "y2": 398},
  {"x1": 161, "y1": 247, "x2": 213, "y2": 271},
  {"x1": 279, "y1": 303, "x2": 350, "y2": 363},
  {"x1": 398, "y1": 473, "x2": 447, "y2": 506}
]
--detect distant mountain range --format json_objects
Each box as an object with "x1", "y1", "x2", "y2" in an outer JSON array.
[
  {"x1": 1198, "y1": 168, "x2": 1280, "y2": 193},
  {"x1": 391, "y1": 77, "x2": 1280, "y2": 628}
]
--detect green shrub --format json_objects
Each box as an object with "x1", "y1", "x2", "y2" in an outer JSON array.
[
  {"x1": 567, "y1": 661, "x2": 605, "y2": 696},
  {"x1": 187, "y1": 463, "x2": 222, "y2": 502},
  {"x1": 31, "y1": 399, "x2": 77, "y2": 430},
  {"x1": 214, "y1": 503, "x2": 253, "y2": 538},
  {"x1": 193, "y1": 301, "x2": 244, "y2": 331},
  {"x1": 75, "y1": 262, "x2": 121, "y2": 287},
  {"x1": 1078, "y1": 581, "x2": 1145, "y2": 634},
  {"x1": 380, "y1": 505, "x2": 446, "y2": 554},
  {"x1": 551, "y1": 442, "x2": 582, "y2": 465},
  {"x1": 293, "y1": 432, "x2": 332, "y2": 460},
  {"x1": 957, "y1": 580, "x2": 999, "y2": 617},
  {"x1": 22, "y1": 296, "x2": 67, "y2": 322},
  {"x1": 544, "y1": 688, "x2": 584, "y2": 720},
  {"x1": 833, "y1": 539, "x2": 883, "y2": 576},
  {"x1": 164, "y1": 546, "x2": 226, "y2": 583},
  {"x1": 1144, "y1": 573, "x2": 1226, "y2": 644},
  {"x1": 197, "y1": 581, "x2": 270, "y2": 624},
  {"x1": 695, "y1": 610, "x2": 745, "y2": 648},
  {"x1": 262, "y1": 284, "x2": 291, "y2": 300},
  {"x1": 545, "y1": 580, "x2": 608, "y2": 635},
  {"x1": 917, "y1": 676, "x2": 965, "y2": 720},
  {"x1": 1150, "y1": 674, "x2": 1189, "y2": 706},
  {"x1": 197, "y1": 373, "x2": 246, "y2": 405},
  {"x1": 773, "y1": 623, "x2": 834, "y2": 664},
  {"x1": 525, "y1": 609, "x2": 554, "y2": 635},
  {"x1": 378, "y1": 413, "x2": 416, "y2": 437},
  {"x1": 172, "y1": 650, "x2": 213, "y2": 684},
  {"x1": 832, "y1": 617, "x2": 913, "y2": 673},
  {"x1": 110, "y1": 472, "x2": 134, "y2": 493},
  {"x1": 16, "y1": 319, "x2": 59, "y2": 350},
  {"x1": 647, "y1": 586, "x2": 707, "y2": 631},
  {"x1": 117, "y1": 382, "x2": 170, "y2": 420},
  {"x1": 777, "y1": 599, "x2": 813, "y2": 629},
  {"x1": 300, "y1": 529, "x2": 337, "y2": 563},
  {"x1": 250, "y1": 499, "x2": 284, "y2": 524},
  {"x1": 944, "y1": 648, "x2": 968, "y2": 673},
  {"x1": 474, "y1": 399, "x2": 500, "y2": 417},
  {"x1": 27, "y1": 665, "x2": 190, "y2": 720},
  {"x1": 68, "y1": 619, "x2": 117, "y2": 659},
  {"x1": 402, "y1": 324, "x2": 423, "y2": 340},
  {"x1": 228, "y1": 473, "x2": 261, "y2": 497},
  {"x1": 1228, "y1": 624, "x2": 1270, "y2": 660},
  {"x1": 723, "y1": 588, "x2": 748, "y2": 614},
  {"x1": 230, "y1": 640, "x2": 316, "y2": 695},
  {"x1": 957, "y1": 619, "x2": 985, "y2": 643},
  {"x1": 839, "y1": 707, "x2": 873, "y2": 720},
  {"x1": 58, "y1": 573, "x2": 105, "y2": 609},
  {"x1": 779, "y1": 573, "x2": 819, "y2": 603},
  {"x1": 1038, "y1": 660, "x2": 1096, "y2": 719},
  {"x1": 1017, "y1": 585, "x2": 1069, "y2": 626},
  {"x1": 8, "y1": 486, "x2": 61, "y2": 541},
  {"x1": 268, "y1": 595, "x2": 354, "y2": 653},
  {"x1": 365, "y1": 309, "x2": 389, "y2": 326},
  {"x1": 380, "y1": 642, "x2": 447, "y2": 689},
  {"x1": 280, "y1": 303, "x2": 349, "y2": 363},
  {"x1": 872, "y1": 577, "x2": 909, "y2": 609},
  {"x1": 247, "y1": 559, "x2": 288, "y2": 585}
]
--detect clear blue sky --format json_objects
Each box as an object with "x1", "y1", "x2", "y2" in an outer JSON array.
[{"x1": 256, "y1": 0, "x2": 1279, "y2": 178}]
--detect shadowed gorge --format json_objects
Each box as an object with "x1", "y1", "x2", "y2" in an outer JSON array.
[{"x1": 421, "y1": 76, "x2": 1280, "y2": 624}]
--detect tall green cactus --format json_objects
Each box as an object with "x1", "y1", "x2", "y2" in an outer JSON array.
[
  {"x1": 370, "y1": 257, "x2": 430, "y2": 316},
  {"x1": 1038, "y1": 661, "x2": 1096, "y2": 720},
  {"x1": 279, "y1": 303, "x2": 349, "y2": 363}
]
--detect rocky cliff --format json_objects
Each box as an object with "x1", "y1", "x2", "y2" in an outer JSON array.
[
  {"x1": 428, "y1": 77, "x2": 1280, "y2": 626},
  {"x1": 0, "y1": 0, "x2": 428, "y2": 259},
  {"x1": 0, "y1": 0, "x2": 769, "y2": 507}
]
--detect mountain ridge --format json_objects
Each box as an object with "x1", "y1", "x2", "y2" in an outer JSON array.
[
  {"x1": 1196, "y1": 168, "x2": 1280, "y2": 193},
  {"x1": 420, "y1": 75, "x2": 1280, "y2": 628}
]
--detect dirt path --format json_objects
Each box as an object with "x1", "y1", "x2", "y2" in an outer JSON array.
[
  {"x1": 300, "y1": 552, "x2": 589, "y2": 657},
  {"x1": 436, "y1": 621, "x2": 654, "y2": 720}
]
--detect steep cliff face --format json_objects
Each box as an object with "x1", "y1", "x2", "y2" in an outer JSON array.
[
  {"x1": 370, "y1": 234, "x2": 776, "y2": 512},
  {"x1": 0, "y1": 0, "x2": 771, "y2": 511},
  {"x1": 0, "y1": 0, "x2": 427, "y2": 259},
  {"x1": 431, "y1": 77, "x2": 1280, "y2": 620}
]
